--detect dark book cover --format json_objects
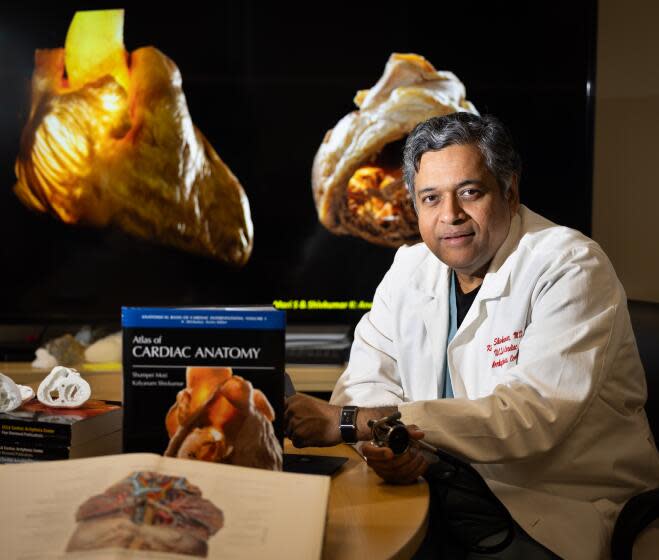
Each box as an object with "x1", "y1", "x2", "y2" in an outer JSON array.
[
  {"x1": 0, "y1": 400, "x2": 122, "y2": 447},
  {"x1": 122, "y1": 307, "x2": 285, "y2": 456}
]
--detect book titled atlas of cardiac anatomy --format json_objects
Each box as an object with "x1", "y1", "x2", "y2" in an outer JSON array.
[
  {"x1": 0, "y1": 399, "x2": 122, "y2": 463},
  {"x1": 122, "y1": 307, "x2": 286, "y2": 455},
  {"x1": 0, "y1": 452, "x2": 330, "y2": 559}
]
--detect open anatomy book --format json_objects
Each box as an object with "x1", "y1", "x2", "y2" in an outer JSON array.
[{"x1": 0, "y1": 453, "x2": 329, "y2": 560}]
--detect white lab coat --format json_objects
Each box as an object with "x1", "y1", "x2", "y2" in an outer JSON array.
[{"x1": 331, "y1": 206, "x2": 659, "y2": 560}]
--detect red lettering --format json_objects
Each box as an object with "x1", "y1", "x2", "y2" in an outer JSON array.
[
  {"x1": 493, "y1": 343, "x2": 518, "y2": 357},
  {"x1": 491, "y1": 330, "x2": 524, "y2": 356},
  {"x1": 493, "y1": 335, "x2": 511, "y2": 346},
  {"x1": 491, "y1": 357, "x2": 509, "y2": 369}
]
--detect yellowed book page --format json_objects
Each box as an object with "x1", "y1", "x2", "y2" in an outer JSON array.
[{"x1": 0, "y1": 453, "x2": 329, "y2": 560}]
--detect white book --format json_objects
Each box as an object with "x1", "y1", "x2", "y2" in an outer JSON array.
[{"x1": 0, "y1": 453, "x2": 329, "y2": 560}]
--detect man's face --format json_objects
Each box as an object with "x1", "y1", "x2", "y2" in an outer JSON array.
[{"x1": 414, "y1": 143, "x2": 519, "y2": 279}]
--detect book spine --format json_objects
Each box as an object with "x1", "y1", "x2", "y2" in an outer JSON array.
[
  {"x1": 0, "y1": 420, "x2": 71, "y2": 445},
  {"x1": 0, "y1": 441, "x2": 70, "y2": 463}
]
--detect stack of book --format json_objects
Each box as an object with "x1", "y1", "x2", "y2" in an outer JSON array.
[{"x1": 0, "y1": 399, "x2": 122, "y2": 463}]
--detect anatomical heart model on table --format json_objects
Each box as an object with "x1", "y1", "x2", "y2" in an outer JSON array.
[{"x1": 14, "y1": 9, "x2": 253, "y2": 266}]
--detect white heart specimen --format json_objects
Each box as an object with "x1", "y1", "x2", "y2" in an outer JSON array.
[
  {"x1": 37, "y1": 367, "x2": 91, "y2": 408},
  {"x1": 0, "y1": 373, "x2": 23, "y2": 412}
]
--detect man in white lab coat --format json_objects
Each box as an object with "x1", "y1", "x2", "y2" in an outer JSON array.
[{"x1": 285, "y1": 113, "x2": 659, "y2": 559}]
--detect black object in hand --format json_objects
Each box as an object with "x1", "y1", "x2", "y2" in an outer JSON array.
[{"x1": 368, "y1": 412, "x2": 412, "y2": 455}]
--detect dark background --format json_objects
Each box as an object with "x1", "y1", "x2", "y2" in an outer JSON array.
[{"x1": 0, "y1": 1, "x2": 597, "y2": 327}]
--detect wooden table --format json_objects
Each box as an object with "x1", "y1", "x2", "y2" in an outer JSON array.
[
  {"x1": 2, "y1": 362, "x2": 429, "y2": 560},
  {"x1": 286, "y1": 442, "x2": 429, "y2": 560}
]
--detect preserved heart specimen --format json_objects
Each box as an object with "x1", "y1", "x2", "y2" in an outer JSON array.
[
  {"x1": 312, "y1": 53, "x2": 477, "y2": 247},
  {"x1": 14, "y1": 10, "x2": 253, "y2": 265}
]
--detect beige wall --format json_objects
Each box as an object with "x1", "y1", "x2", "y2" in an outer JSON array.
[{"x1": 593, "y1": 0, "x2": 659, "y2": 302}]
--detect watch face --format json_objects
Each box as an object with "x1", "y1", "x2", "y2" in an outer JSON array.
[
  {"x1": 340, "y1": 407, "x2": 358, "y2": 443},
  {"x1": 341, "y1": 409, "x2": 355, "y2": 425}
]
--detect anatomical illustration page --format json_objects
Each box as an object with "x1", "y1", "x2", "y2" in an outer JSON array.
[{"x1": 0, "y1": 453, "x2": 329, "y2": 560}]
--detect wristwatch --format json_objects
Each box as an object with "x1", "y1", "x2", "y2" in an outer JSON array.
[{"x1": 339, "y1": 405, "x2": 359, "y2": 443}]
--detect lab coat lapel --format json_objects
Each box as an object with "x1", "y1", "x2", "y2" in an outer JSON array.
[
  {"x1": 444, "y1": 214, "x2": 520, "y2": 397},
  {"x1": 411, "y1": 253, "x2": 451, "y2": 399},
  {"x1": 409, "y1": 212, "x2": 522, "y2": 399}
]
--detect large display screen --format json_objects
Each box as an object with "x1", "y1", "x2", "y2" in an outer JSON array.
[{"x1": 0, "y1": 2, "x2": 596, "y2": 326}]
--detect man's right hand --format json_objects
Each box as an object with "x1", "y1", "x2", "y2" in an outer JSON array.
[{"x1": 284, "y1": 393, "x2": 342, "y2": 448}]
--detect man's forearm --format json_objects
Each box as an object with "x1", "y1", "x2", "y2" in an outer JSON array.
[{"x1": 284, "y1": 393, "x2": 399, "y2": 447}]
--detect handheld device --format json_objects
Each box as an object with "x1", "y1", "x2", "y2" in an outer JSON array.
[{"x1": 368, "y1": 411, "x2": 438, "y2": 455}]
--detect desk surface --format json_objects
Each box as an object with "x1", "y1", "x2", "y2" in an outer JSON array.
[
  {"x1": 2, "y1": 362, "x2": 429, "y2": 560},
  {"x1": 286, "y1": 442, "x2": 429, "y2": 560}
]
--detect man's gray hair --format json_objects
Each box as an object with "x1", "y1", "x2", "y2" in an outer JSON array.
[{"x1": 402, "y1": 112, "x2": 522, "y2": 198}]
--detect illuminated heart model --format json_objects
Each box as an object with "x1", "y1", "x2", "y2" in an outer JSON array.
[
  {"x1": 14, "y1": 10, "x2": 253, "y2": 265},
  {"x1": 312, "y1": 53, "x2": 477, "y2": 247}
]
